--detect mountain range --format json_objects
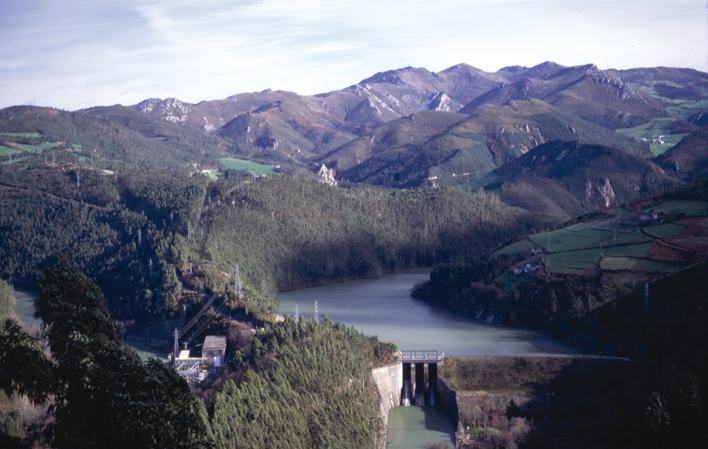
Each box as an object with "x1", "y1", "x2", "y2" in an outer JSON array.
[
  {"x1": 2, "y1": 61, "x2": 707, "y2": 192},
  {"x1": 115, "y1": 61, "x2": 706, "y2": 185}
]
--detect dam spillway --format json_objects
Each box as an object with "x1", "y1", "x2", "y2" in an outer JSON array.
[{"x1": 400, "y1": 350, "x2": 442, "y2": 407}]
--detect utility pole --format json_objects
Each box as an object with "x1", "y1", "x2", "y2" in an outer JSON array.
[
  {"x1": 315, "y1": 300, "x2": 319, "y2": 323},
  {"x1": 173, "y1": 328, "x2": 180, "y2": 363}
]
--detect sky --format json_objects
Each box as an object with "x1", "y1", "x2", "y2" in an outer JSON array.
[{"x1": 1, "y1": 0, "x2": 706, "y2": 110}]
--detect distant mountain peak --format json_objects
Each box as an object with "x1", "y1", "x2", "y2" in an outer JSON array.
[{"x1": 132, "y1": 98, "x2": 162, "y2": 113}]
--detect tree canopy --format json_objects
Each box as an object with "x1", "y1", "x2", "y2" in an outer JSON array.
[{"x1": 0, "y1": 255, "x2": 212, "y2": 449}]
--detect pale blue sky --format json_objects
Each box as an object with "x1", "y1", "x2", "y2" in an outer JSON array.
[{"x1": 1, "y1": 0, "x2": 706, "y2": 110}]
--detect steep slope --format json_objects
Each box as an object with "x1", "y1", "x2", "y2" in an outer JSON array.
[
  {"x1": 461, "y1": 64, "x2": 673, "y2": 129},
  {"x1": 489, "y1": 140, "x2": 680, "y2": 219},
  {"x1": 317, "y1": 110, "x2": 469, "y2": 171},
  {"x1": 216, "y1": 94, "x2": 357, "y2": 163},
  {"x1": 656, "y1": 125, "x2": 708, "y2": 181},
  {"x1": 334, "y1": 99, "x2": 647, "y2": 188}
]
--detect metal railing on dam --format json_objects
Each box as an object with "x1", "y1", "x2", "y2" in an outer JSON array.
[{"x1": 398, "y1": 350, "x2": 444, "y2": 362}]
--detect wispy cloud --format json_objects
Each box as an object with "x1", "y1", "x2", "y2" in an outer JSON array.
[{"x1": 0, "y1": 0, "x2": 706, "y2": 109}]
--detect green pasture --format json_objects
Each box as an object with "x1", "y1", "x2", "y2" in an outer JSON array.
[
  {"x1": 0, "y1": 146, "x2": 22, "y2": 156},
  {"x1": 667, "y1": 100, "x2": 708, "y2": 119},
  {"x1": 651, "y1": 134, "x2": 687, "y2": 156},
  {"x1": 8, "y1": 141, "x2": 64, "y2": 154},
  {"x1": 615, "y1": 118, "x2": 688, "y2": 156},
  {"x1": 644, "y1": 199, "x2": 708, "y2": 217},
  {"x1": 530, "y1": 228, "x2": 651, "y2": 253},
  {"x1": 544, "y1": 242, "x2": 654, "y2": 273},
  {"x1": 219, "y1": 157, "x2": 276, "y2": 176},
  {"x1": 600, "y1": 257, "x2": 688, "y2": 273},
  {"x1": 642, "y1": 223, "x2": 686, "y2": 239},
  {"x1": 493, "y1": 238, "x2": 537, "y2": 256}
]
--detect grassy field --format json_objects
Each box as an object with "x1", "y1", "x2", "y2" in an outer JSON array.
[
  {"x1": 543, "y1": 242, "x2": 655, "y2": 274},
  {"x1": 219, "y1": 157, "x2": 276, "y2": 175},
  {"x1": 667, "y1": 99, "x2": 708, "y2": 119},
  {"x1": 6, "y1": 141, "x2": 64, "y2": 154},
  {"x1": 644, "y1": 199, "x2": 708, "y2": 217},
  {"x1": 500, "y1": 204, "x2": 697, "y2": 277},
  {"x1": 642, "y1": 223, "x2": 686, "y2": 239},
  {"x1": 615, "y1": 118, "x2": 688, "y2": 156},
  {"x1": 0, "y1": 146, "x2": 22, "y2": 156},
  {"x1": 600, "y1": 257, "x2": 688, "y2": 272},
  {"x1": 529, "y1": 228, "x2": 651, "y2": 253}
]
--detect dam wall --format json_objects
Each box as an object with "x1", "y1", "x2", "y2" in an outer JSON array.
[{"x1": 371, "y1": 362, "x2": 402, "y2": 424}]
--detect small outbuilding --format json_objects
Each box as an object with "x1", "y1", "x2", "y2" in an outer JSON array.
[{"x1": 202, "y1": 335, "x2": 227, "y2": 366}]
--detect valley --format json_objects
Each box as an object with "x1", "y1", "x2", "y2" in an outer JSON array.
[{"x1": 1, "y1": 60, "x2": 708, "y2": 449}]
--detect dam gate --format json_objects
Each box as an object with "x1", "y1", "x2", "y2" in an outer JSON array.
[{"x1": 399, "y1": 350, "x2": 444, "y2": 407}]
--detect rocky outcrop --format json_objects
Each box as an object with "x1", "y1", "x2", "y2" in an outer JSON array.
[{"x1": 318, "y1": 164, "x2": 337, "y2": 186}]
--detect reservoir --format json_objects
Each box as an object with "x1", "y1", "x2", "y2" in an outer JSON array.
[{"x1": 276, "y1": 268, "x2": 577, "y2": 356}]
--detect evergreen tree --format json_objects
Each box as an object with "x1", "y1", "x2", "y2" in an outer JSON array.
[{"x1": 0, "y1": 255, "x2": 213, "y2": 449}]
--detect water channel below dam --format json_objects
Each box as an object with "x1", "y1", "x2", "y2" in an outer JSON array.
[{"x1": 14, "y1": 268, "x2": 579, "y2": 449}]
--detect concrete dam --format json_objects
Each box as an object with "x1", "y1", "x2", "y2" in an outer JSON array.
[{"x1": 371, "y1": 350, "x2": 456, "y2": 425}]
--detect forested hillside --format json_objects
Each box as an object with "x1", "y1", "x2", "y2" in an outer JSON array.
[
  {"x1": 486, "y1": 140, "x2": 680, "y2": 220},
  {"x1": 207, "y1": 316, "x2": 394, "y2": 449},
  {"x1": 1, "y1": 148, "x2": 561, "y2": 328}
]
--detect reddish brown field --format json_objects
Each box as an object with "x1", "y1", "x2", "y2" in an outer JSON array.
[
  {"x1": 667, "y1": 218, "x2": 708, "y2": 254},
  {"x1": 648, "y1": 241, "x2": 698, "y2": 263}
]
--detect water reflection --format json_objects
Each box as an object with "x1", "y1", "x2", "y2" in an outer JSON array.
[{"x1": 276, "y1": 268, "x2": 578, "y2": 355}]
